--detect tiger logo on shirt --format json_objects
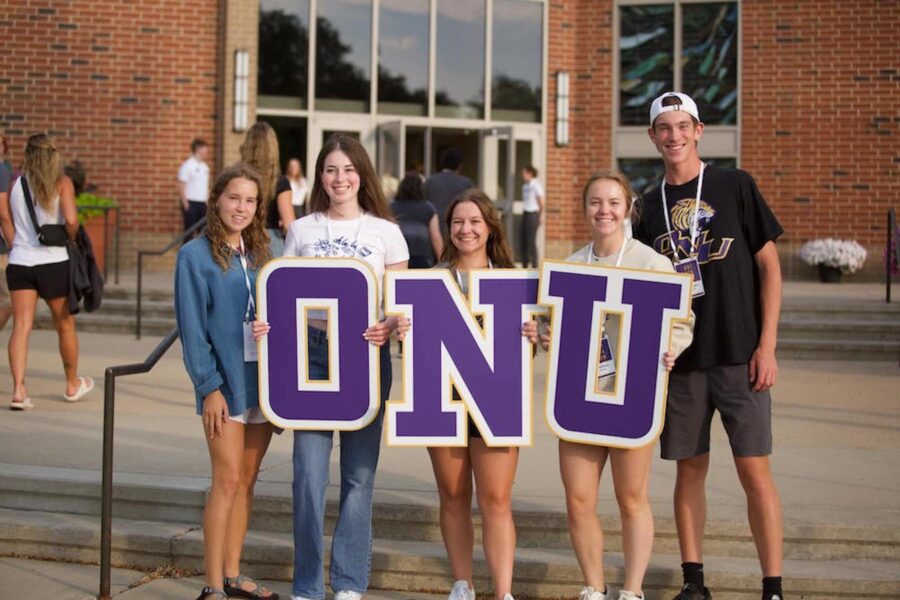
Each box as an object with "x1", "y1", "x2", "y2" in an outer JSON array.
[
  {"x1": 653, "y1": 197, "x2": 733, "y2": 264},
  {"x1": 671, "y1": 198, "x2": 716, "y2": 232}
]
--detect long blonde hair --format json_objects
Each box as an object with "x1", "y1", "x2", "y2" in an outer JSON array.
[
  {"x1": 239, "y1": 122, "x2": 280, "y2": 204},
  {"x1": 23, "y1": 133, "x2": 63, "y2": 211},
  {"x1": 205, "y1": 163, "x2": 271, "y2": 271}
]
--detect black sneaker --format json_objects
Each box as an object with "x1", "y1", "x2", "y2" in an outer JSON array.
[{"x1": 673, "y1": 583, "x2": 712, "y2": 600}]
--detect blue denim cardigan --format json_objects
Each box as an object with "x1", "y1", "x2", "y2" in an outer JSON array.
[{"x1": 174, "y1": 236, "x2": 259, "y2": 416}]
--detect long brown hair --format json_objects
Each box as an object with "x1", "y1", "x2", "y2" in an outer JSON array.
[
  {"x1": 440, "y1": 188, "x2": 514, "y2": 268},
  {"x1": 205, "y1": 163, "x2": 271, "y2": 271},
  {"x1": 581, "y1": 169, "x2": 641, "y2": 225},
  {"x1": 23, "y1": 133, "x2": 64, "y2": 212},
  {"x1": 308, "y1": 134, "x2": 392, "y2": 220},
  {"x1": 239, "y1": 122, "x2": 280, "y2": 204}
]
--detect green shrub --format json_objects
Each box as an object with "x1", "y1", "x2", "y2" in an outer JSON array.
[{"x1": 76, "y1": 193, "x2": 118, "y2": 224}]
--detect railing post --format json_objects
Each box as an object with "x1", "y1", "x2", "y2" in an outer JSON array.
[
  {"x1": 99, "y1": 367, "x2": 116, "y2": 600},
  {"x1": 114, "y1": 207, "x2": 120, "y2": 285},
  {"x1": 887, "y1": 208, "x2": 895, "y2": 304},
  {"x1": 102, "y1": 208, "x2": 110, "y2": 281},
  {"x1": 136, "y1": 252, "x2": 143, "y2": 340}
]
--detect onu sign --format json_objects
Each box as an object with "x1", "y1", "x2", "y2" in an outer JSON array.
[{"x1": 257, "y1": 258, "x2": 692, "y2": 448}]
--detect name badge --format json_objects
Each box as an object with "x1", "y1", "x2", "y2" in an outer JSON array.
[
  {"x1": 598, "y1": 334, "x2": 616, "y2": 379},
  {"x1": 674, "y1": 257, "x2": 705, "y2": 298},
  {"x1": 243, "y1": 321, "x2": 258, "y2": 362}
]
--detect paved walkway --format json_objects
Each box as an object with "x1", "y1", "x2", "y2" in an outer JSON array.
[{"x1": 0, "y1": 278, "x2": 898, "y2": 597}]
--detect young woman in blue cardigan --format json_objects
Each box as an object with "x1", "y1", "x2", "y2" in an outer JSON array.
[{"x1": 175, "y1": 163, "x2": 278, "y2": 600}]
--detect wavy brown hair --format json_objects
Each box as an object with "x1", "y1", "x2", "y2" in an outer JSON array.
[
  {"x1": 239, "y1": 122, "x2": 281, "y2": 204},
  {"x1": 23, "y1": 133, "x2": 64, "y2": 211},
  {"x1": 440, "y1": 188, "x2": 514, "y2": 268},
  {"x1": 205, "y1": 163, "x2": 271, "y2": 271},
  {"x1": 308, "y1": 134, "x2": 392, "y2": 220},
  {"x1": 581, "y1": 169, "x2": 641, "y2": 225}
]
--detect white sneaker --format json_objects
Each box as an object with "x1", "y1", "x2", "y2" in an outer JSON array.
[
  {"x1": 578, "y1": 586, "x2": 608, "y2": 600},
  {"x1": 617, "y1": 591, "x2": 643, "y2": 600},
  {"x1": 501, "y1": 594, "x2": 515, "y2": 600},
  {"x1": 449, "y1": 580, "x2": 475, "y2": 600},
  {"x1": 335, "y1": 591, "x2": 362, "y2": 600}
]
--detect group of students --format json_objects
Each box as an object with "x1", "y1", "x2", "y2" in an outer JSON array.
[{"x1": 175, "y1": 91, "x2": 785, "y2": 600}]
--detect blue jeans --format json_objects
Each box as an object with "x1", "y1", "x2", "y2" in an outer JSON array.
[{"x1": 292, "y1": 327, "x2": 392, "y2": 598}]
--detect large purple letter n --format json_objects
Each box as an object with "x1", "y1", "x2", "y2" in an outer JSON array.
[
  {"x1": 257, "y1": 258, "x2": 380, "y2": 430},
  {"x1": 385, "y1": 270, "x2": 544, "y2": 447},
  {"x1": 540, "y1": 261, "x2": 692, "y2": 448}
]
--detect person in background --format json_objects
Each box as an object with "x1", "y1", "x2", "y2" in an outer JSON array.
[
  {"x1": 390, "y1": 172, "x2": 443, "y2": 269},
  {"x1": 0, "y1": 134, "x2": 93, "y2": 410},
  {"x1": 0, "y1": 135, "x2": 13, "y2": 332},
  {"x1": 423, "y1": 147, "x2": 475, "y2": 236},
  {"x1": 240, "y1": 122, "x2": 291, "y2": 257},
  {"x1": 519, "y1": 165, "x2": 544, "y2": 268},
  {"x1": 175, "y1": 164, "x2": 278, "y2": 600},
  {"x1": 178, "y1": 138, "x2": 210, "y2": 235},
  {"x1": 285, "y1": 157, "x2": 309, "y2": 219}
]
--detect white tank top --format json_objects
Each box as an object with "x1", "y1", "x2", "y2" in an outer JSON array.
[{"x1": 8, "y1": 177, "x2": 69, "y2": 267}]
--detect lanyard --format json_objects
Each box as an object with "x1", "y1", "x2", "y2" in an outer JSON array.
[
  {"x1": 236, "y1": 237, "x2": 255, "y2": 321},
  {"x1": 589, "y1": 237, "x2": 627, "y2": 267},
  {"x1": 325, "y1": 213, "x2": 364, "y2": 256},
  {"x1": 454, "y1": 260, "x2": 493, "y2": 291},
  {"x1": 661, "y1": 163, "x2": 705, "y2": 260}
]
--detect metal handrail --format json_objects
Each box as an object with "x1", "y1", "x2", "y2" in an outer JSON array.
[
  {"x1": 135, "y1": 217, "x2": 206, "y2": 339},
  {"x1": 99, "y1": 327, "x2": 180, "y2": 600},
  {"x1": 887, "y1": 208, "x2": 897, "y2": 304},
  {"x1": 76, "y1": 204, "x2": 120, "y2": 284}
]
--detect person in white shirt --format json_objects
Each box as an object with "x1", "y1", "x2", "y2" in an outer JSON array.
[
  {"x1": 256, "y1": 134, "x2": 409, "y2": 600},
  {"x1": 285, "y1": 157, "x2": 309, "y2": 218},
  {"x1": 0, "y1": 133, "x2": 94, "y2": 411},
  {"x1": 519, "y1": 165, "x2": 544, "y2": 267},
  {"x1": 178, "y1": 138, "x2": 210, "y2": 234}
]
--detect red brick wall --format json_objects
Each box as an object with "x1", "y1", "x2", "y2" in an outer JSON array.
[
  {"x1": 545, "y1": 0, "x2": 614, "y2": 259},
  {"x1": 741, "y1": 0, "x2": 899, "y2": 276},
  {"x1": 1, "y1": 0, "x2": 220, "y2": 266}
]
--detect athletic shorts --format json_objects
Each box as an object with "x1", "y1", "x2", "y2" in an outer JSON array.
[
  {"x1": 6, "y1": 261, "x2": 70, "y2": 300},
  {"x1": 660, "y1": 363, "x2": 772, "y2": 460}
]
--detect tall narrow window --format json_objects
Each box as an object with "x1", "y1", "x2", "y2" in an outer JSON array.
[
  {"x1": 258, "y1": 0, "x2": 310, "y2": 109},
  {"x1": 435, "y1": 0, "x2": 486, "y2": 119},
  {"x1": 378, "y1": 0, "x2": 429, "y2": 116},
  {"x1": 619, "y1": 4, "x2": 674, "y2": 126},
  {"x1": 682, "y1": 2, "x2": 738, "y2": 125},
  {"x1": 492, "y1": 0, "x2": 543, "y2": 122},
  {"x1": 315, "y1": 0, "x2": 372, "y2": 113}
]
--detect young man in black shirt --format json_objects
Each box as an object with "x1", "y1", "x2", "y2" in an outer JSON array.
[{"x1": 633, "y1": 92, "x2": 785, "y2": 600}]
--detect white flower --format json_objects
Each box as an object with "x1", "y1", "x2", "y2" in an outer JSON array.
[{"x1": 798, "y1": 239, "x2": 867, "y2": 274}]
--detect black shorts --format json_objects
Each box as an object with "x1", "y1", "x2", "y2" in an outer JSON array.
[{"x1": 6, "y1": 261, "x2": 70, "y2": 299}]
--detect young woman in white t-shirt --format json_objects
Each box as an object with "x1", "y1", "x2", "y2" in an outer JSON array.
[
  {"x1": 525, "y1": 171, "x2": 694, "y2": 600},
  {"x1": 0, "y1": 133, "x2": 93, "y2": 410},
  {"x1": 261, "y1": 134, "x2": 409, "y2": 600}
]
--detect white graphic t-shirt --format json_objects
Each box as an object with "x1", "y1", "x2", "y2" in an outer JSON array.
[{"x1": 284, "y1": 211, "x2": 410, "y2": 318}]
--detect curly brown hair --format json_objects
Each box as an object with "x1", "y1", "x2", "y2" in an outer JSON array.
[
  {"x1": 440, "y1": 188, "x2": 514, "y2": 268},
  {"x1": 308, "y1": 134, "x2": 393, "y2": 220},
  {"x1": 239, "y1": 122, "x2": 281, "y2": 204},
  {"x1": 205, "y1": 163, "x2": 271, "y2": 271}
]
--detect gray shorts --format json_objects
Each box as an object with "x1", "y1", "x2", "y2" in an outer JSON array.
[{"x1": 660, "y1": 363, "x2": 772, "y2": 460}]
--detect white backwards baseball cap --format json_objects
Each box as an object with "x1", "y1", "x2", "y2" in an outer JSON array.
[{"x1": 649, "y1": 92, "x2": 700, "y2": 125}]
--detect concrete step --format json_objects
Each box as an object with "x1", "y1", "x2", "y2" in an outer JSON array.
[
  {"x1": 1, "y1": 464, "x2": 896, "y2": 563},
  {"x1": 778, "y1": 318, "x2": 900, "y2": 342},
  {"x1": 0, "y1": 508, "x2": 897, "y2": 599},
  {"x1": 777, "y1": 338, "x2": 900, "y2": 361},
  {"x1": 780, "y1": 302, "x2": 900, "y2": 322},
  {"x1": 33, "y1": 311, "x2": 175, "y2": 336}
]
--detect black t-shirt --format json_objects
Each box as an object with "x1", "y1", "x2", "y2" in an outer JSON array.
[
  {"x1": 266, "y1": 176, "x2": 293, "y2": 230},
  {"x1": 391, "y1": 199, "x2": 437, "y2": 268},
  {"x1": 633, "y1": 165, "x2": 783, "y2": 371}
]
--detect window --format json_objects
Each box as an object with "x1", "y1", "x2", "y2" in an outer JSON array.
[
  {"x1": 620, "y1": 157, "x2": 737, "y2": 197},
  {"x1": 616, "y1": 2, "x2": 739, "y2": 164},
  {"x1": 492, "y1": 0, "x2": 543, "y2": 122},
  {"x1": 258, "y1": 0, "x2": 310, "y2": 109},
  {"x1": 378, "y1": 0, "x2": 429, "y2": 116},
  {"x1": 315, "y1": 0, "x2": 372, "y2": 112},
  {"x1": 435, "y1": 0, "x2": 486, "y2": 119}
]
